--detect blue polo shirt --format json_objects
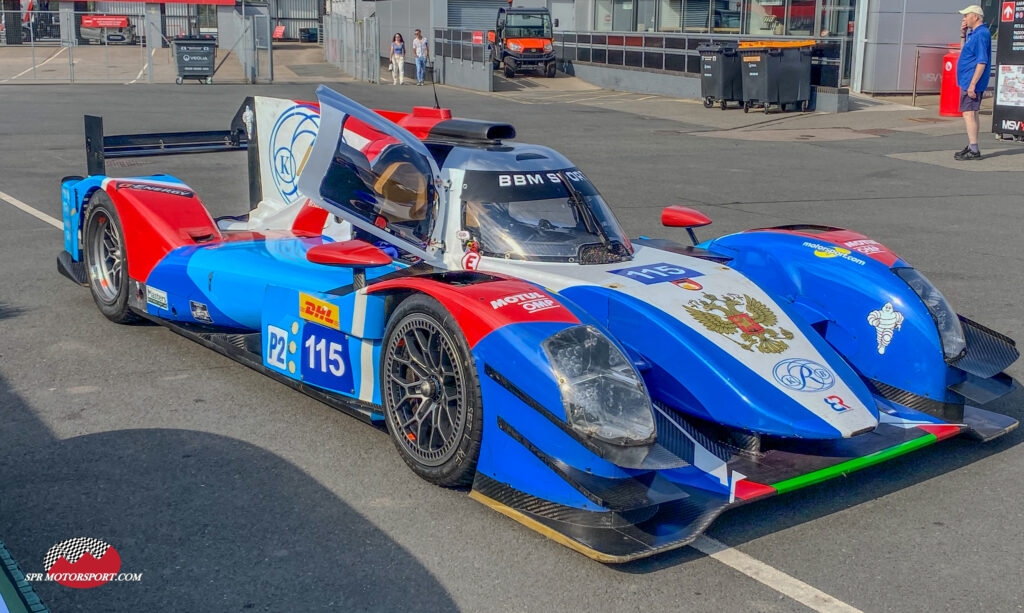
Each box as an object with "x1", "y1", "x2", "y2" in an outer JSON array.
[{"x1": 957, "y1": 23, "x2": 991, "y2": 91}]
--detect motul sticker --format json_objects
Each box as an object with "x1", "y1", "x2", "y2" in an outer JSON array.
[{"x1": 490, "y1": 291, "x2": 557, "y2": 313}]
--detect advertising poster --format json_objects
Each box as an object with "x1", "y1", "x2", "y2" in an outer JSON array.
[{"x1": 992, "y1": 0, "x2": 1024, "y2": 137}]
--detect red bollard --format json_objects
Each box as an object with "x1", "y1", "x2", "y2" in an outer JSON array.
[{"x1": 939, "y1": 46, "x2": 962, "y2": 117}]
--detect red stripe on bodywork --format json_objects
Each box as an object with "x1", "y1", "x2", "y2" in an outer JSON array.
[
  {"x1": 749, "y1": 227, "x2": 902, "y2": 267},
  {"x1": 290, "y1": 199, "x2": 330, "y2": 234},
  {"x1": 368, "y1": 277, "x2": 579, "y2": 348},
  {"x1": 105, "y1": 182, "x2": 221, "y2": 282},
  {"x1": 375, "y1": 107, "x2": 453, "y2": 140},
  {"x1": 733, "y1": 479, "x2": 777, "y2": 501},
  {"x1": 916, "y1": 424, "x2": 962, "y2": 441}
]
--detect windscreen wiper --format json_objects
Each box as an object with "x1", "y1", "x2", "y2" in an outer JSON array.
[{"x1": 557, "y1": 171, "x2": 615, "y2": 254}]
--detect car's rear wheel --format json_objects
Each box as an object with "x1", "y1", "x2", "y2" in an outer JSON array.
[
  {"x1": 84, "y1": 192, "x2": 137, "y2": 324},
  {"x1": 381, "y1": 295, "x2": 482, "y2": 487}
]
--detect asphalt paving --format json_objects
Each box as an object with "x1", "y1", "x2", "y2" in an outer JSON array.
[{"x1": 0, "y1": 80, "x2": 1021, "y2": 612}]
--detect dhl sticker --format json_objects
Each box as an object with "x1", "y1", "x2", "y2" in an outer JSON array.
[{"x1": 299, "y1": 292, "x2": 341, "y2": 330}]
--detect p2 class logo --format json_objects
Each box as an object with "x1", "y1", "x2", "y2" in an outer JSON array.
[
  {"x1": 772, "y1": 358, "x2": 836, "y2": 392},
  {"x1": 43, "y1": 538, "x2": 122, "y2": 589}
]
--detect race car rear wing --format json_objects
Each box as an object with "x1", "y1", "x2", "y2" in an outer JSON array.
[
  {"x1": 83, "y1": 108, "x2": 256, "y2": 206},
  {"x1": 84, "y1": 115, "x2": 247, "y2": 174}
]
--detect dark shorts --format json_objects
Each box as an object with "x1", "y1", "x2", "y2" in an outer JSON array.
[{"x1": 959, "y1": 90, "x2": 982, "y2": 112}]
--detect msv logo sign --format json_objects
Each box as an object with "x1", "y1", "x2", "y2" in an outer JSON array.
[{"x1": 772, "y1": 358, "x2": 836, "y2": 392}]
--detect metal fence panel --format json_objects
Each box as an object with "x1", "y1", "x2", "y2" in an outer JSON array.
[
  {"x1": 0, "y1": 10, "x2": 151, "y2": 83},
  {"x1": 323, "y1": 14, "x2": 379, "y2": 83}
]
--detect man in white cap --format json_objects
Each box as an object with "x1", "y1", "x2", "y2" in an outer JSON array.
[{"x1": 953, "y1": 4, "x2": 991, "y2": 161}]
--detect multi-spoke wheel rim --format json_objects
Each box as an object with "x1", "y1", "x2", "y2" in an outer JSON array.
[
  {"x1": 87, "y1": 210, "x2": 122, "y2": 304},
  {"x1": 384, "y1": 315, "x2": 467, "y2": 467}
]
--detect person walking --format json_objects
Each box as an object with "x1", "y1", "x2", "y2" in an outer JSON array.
[
  {"x1": 953, "y1": 5, "x2": 991, "y2": 161},
  {"x1": 390, "y1": 33, "x2": 406, "y2": 85},
  {"x1": 413, "y1": 29, "x2": 430, "y2": 86}
]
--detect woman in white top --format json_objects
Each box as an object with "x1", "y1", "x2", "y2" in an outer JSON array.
[{"x1": 390, "y1": 33, "x2": 405, "y2": 85}]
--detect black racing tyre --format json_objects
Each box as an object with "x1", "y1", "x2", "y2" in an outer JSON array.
[
  {"x1": 545, "y1": 61, "x2": 556, "y2": 78},
  {"x1": 743, "y1": 101, "x2": 750, "y2": 113},
  {"x1": 381, "y1": 294, "x2": 483, "y2": 487},
  {"x1": 720, "y1": 99, "x2": 727, "y2": 110},
  {"x1": 703, "y1": 96, "x2": 713, "y2": 108},
  {"x1": 503, "y1": 59, "x2": 515, "y2": 79},
  {"x1": 83, "y1": 191, "x2": 138, "y2": 324}
]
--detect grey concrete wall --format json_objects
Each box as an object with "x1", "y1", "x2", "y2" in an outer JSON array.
[
  {"x1": 440, "y1": 56, "x2": 493, "y2": 92},
  {"x1": 859, "y1": 0, "x2": 979, "y2": 93},
  {"x1": 563, "y1": 61, "x2": 701, "y2": 99}
]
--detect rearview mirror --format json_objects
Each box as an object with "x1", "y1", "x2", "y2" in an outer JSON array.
[
  {"x1": 661, "y1": 205, "x2": 711, "y2": 228},
  {"x1": 306, "y1": 240, "x2": 392, "y2": 289},
  {"x1": 661, "y1": 206, "x2": 711, "y2": 246}
]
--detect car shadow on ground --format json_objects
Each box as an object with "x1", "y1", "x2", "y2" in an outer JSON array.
[
  {"x1": 0, "y1": 371, "x2": 458, "y2": 612},
  {"x1": 612, "y1": 388, "x2": 1023, "y2": 574}
]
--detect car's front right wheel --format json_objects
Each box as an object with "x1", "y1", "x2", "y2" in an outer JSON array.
[
  {"x1": 83, "y1": 191, "x2": 138, "y2": 324},
  {"x1": 381, "y1": 294, "x2": 483, "y2": 487}
]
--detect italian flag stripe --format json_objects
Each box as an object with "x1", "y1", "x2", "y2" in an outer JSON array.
[{"x1": 769, "y1": 432, "x2": 939, "y2": 494}]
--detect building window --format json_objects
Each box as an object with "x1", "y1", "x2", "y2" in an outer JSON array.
[
  {"x1": 658, "y1": 0, "x2": 682, "y2": 31},
  {"x1": 683, "y1": 0, "x2": 710, "y2": 32},
  {"x1": 788, "y1": 0, "x2": 815, "y2": 35},
  {"x1": 713, "y1": 0, "x2": 741, "y2": 32},
  {"x1": 595, "y1": 0, "x2": 613, "y2": 30},
  {"x1": 612, "y1": 0, "x2": 634, "y2": 31},
  {"x1": 637, "y1": 0, "x2": 657, "y2": 31},
  {"x1": 746, "y1": 0, "x2": 786, "y2": 35}
]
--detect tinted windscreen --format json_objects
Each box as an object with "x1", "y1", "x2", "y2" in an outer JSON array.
[
  {"x1": 505, "y1": 13, "x2": 553, "y2": 39},
  {"x1": 461, "y1": 169, "x2": 632, "y2": 263}
]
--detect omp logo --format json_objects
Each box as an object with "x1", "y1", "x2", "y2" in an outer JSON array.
[
  {"x1": 490, "y1": 291, "x2": 557, "y2": 313},
  {"x1": 1002, "y1": 119, "x2": 1023, "y2": 131},
  {"x1": 843, "y1": 238, "x2": 883, "y2": 255},
  {"x1": 802, "y1": 241, "x2": 866, "y2": 266},
  {"x1": 299, "y1": 292, "x2": 340, "y2": 329}
]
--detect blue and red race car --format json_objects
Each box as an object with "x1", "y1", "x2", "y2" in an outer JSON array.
[{"x1": 57, "y1": 86, "x2": 1019, "y2": 562}]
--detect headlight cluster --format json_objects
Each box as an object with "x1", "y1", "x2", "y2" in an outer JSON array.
[
  {"x1": 894, "y1": 267, "x2": 966, "y2": 360},
  {"x1": 508, "y1": 42, "x2": 523, "y2": 52},
  {"x1": 542, "y1": 325, "x2": 656, "y2": 446},
  {"x1": 543, "y1": 42, "x2": 553, "y2": 52}
]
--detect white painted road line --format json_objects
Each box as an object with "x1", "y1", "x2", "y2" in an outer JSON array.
[
  {"x1": 0, "y1": 189, "x2": 63, "y2": 230},
  {"x1": 1, "y1": 46, "x2": 67, "y2": 82},
  {"x1": 0, "y1": 189, "x2": 863, "y2": 613},
  {"x1": 691, "y1": 536, "x2": 863, "y2": 613}
]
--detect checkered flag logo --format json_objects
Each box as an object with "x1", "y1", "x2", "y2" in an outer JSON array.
[{"x1": 44, "y1": 538, "x2": 112, "y2": 572}]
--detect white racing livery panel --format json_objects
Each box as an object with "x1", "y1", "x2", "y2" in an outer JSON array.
[{"x1": 474, "y1": 245, "x2": 878, "y2": 437}]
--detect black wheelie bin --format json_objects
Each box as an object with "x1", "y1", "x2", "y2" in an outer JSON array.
[
  {"x1": 739, "y1": 40, "x2": 814, "y2": 114},
  {"x1": 697, "y1": 41, "x2": 743, "y2": 110}
]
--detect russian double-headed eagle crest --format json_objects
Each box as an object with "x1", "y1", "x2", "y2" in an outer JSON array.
[{"x1": 684, "y1": 293, "x2": 794, "y2": 354}]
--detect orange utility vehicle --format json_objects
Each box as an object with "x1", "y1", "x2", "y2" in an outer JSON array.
[{"x1": 489, "y1": 5, "x2": 556, "y2": 78}]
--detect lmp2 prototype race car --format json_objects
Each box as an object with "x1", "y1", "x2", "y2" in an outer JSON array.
[{"x1": 57, "y1": 86, "x2": 1019, "y2": 562}]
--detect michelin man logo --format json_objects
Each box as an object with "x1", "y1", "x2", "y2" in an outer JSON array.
[
  {"x1": 867, "y1": 302, "x2": 904, "y2": 355},
  {"x1": 269, "y1": 104, "x2": 320, "y2": 203}
]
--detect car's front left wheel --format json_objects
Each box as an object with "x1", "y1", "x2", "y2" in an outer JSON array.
[
  {"x1": 84, "y1": 191, "x2": 138, "y2": 324},
  {"x1": 381, "y1": 295, "x2": 483, "y2": 487}
]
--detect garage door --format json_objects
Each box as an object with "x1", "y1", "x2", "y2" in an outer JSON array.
[{"x1": 446, "y1": 0, "x2": 506, "y2": 30}]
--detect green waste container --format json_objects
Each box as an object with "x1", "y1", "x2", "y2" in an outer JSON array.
[{"x1": 739, "y1": 41, "x2": 814, "y2": 114}]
